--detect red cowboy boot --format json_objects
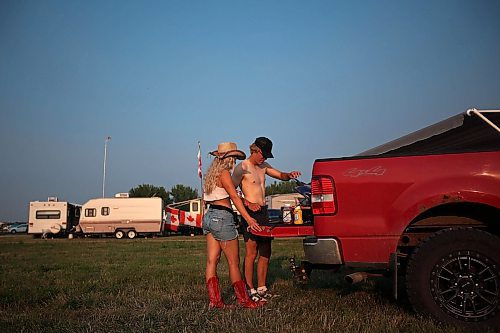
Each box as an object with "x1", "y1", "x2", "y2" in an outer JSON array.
[
  {"x1": 207, "y1": 276, "x2": 234, "y2": 309},
  {"x1": 232, "y1": 280, "x2": 264, "y2": 308}
]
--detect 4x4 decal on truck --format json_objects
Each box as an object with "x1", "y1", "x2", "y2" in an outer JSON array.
[{"x1": 343, "y1": 166, "x2": 386, "y2": 177}]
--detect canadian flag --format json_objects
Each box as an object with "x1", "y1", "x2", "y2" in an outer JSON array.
[
  {"x1": 197, "y1": 143, "x2": 202, "y2": 178},
  {"x1": 164, "y1": 207, "x2": 179, "y2": 231},
  {"x1": 184, "y1": 212, "x2": 202, "y2": 228}
]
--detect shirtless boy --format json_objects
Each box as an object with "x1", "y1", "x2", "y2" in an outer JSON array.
[{"x1": 232, "y1": 137, "x2": 301, "y2": 301}]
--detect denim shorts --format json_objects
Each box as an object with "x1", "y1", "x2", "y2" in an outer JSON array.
[{"x1": 202, "y1": 206, "x2": 238, "y2": 241}]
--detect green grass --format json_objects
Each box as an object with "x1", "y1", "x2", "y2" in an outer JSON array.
[{"x1": 0, "y1": 235, "x2": 471, "y2": 333}]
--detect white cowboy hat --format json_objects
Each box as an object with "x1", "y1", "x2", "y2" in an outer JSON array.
[{"x1": 209, "y1": 142, "x2": 246, "y2": 160}]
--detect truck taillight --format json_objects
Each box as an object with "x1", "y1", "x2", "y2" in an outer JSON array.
[{"x1": 311, "y1": 176, "x2": 336, "y2": 215}]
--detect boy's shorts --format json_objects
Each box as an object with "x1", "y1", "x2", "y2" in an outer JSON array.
[{"x1": 240, "y1": 205, "x2": 273, "y2": 242}]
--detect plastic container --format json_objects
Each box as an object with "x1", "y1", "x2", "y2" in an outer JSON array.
[
  {"x1": 293, "y1": 206, "x2": 303, "y2": 224},
  {"x1": 282, "y1": 205, "x2": 293, "y2": 224}
]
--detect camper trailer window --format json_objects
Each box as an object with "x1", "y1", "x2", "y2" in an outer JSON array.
[
  {"x1": 36, "y1": 210, "x2": 61, "y2": 219},
  {"x1": 85, "y1": 208, "x2": 96, "y2": 217},
  {"x1": 101, "y1": 207, "x2": 110, "y2": 216}
]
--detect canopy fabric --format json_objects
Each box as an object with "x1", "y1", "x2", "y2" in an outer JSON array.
[{"x1": 358, "y1": 112, "x2": 500, "y2": 157}]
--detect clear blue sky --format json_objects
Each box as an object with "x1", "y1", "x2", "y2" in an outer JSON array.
[{"x1": 1, "y1": 0, "x2": 499, "y2": 221}]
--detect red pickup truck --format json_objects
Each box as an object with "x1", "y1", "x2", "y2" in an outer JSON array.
[{"x1": 255, "y1": 109, "x2": 500, "y2": 328}]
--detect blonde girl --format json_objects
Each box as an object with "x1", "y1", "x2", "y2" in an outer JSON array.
[{"x1": 202, "y1": 142, "x2": 263, "y2": 308}]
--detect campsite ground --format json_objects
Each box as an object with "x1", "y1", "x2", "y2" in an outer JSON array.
[{"x1": 0, "y1": 235, "x2": 476, "y2": 332}]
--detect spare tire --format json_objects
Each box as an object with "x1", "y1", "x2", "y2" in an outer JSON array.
[{"x1": 50, "y1": 224, "x2": 62, "y2": 234}]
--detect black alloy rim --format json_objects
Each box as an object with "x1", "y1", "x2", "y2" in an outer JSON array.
[{"x1": 431, "y1": 250, "x2": 499, "y2": 322}]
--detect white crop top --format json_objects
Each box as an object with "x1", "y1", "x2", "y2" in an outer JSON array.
[{"x1": 204, "y1": 186, "x2": 229, "y2": 202}]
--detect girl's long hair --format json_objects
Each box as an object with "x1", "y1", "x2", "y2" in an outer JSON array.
[{"x1": 203, "y1": 157, "x2": 235, "y2": 195}]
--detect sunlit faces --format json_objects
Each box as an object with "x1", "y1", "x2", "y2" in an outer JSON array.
[{"x1": 251, "y1": 149, "x2": 267, "y2": 164}]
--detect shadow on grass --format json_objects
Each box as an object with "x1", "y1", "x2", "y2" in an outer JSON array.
[{"x1": 268, "y1": 255, "x2": 414, "y2": 314}]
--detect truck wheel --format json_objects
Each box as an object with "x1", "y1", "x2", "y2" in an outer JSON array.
[
  {"x1": 127, "y1": 230, "x2": 136, "y2": 239},
  {"x1": 115, "y1": 230, "x2": 125, "y2": 239},
  {"x1": 406, "y1": 228, "x2": 499, "y2": 328}
]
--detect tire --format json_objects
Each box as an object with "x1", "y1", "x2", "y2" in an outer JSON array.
[
  {"x1": 115, "y1": 230, "x2": 124, "y2": 239},
  {"x1": 10, "y1": 230, "x2": 16, "y2": 234},
  {"x1": 406, "y1": 228, "x2": 499, "y2": 329},
  {"x1": 127, "y1": 230, "x2": 136, "y2": 239}
]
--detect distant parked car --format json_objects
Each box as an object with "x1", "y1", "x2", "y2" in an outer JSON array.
[{"x1": 8, "y1": 223, "x2": 28, "y2": 234}]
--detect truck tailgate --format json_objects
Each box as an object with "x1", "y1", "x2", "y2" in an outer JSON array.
[{"x1": 250, "y1": 225, "x2": 315, "y2": 238}]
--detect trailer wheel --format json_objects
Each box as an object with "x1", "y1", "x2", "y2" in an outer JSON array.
[
  {"x1": 406, "y1": 228, "x2": 499, "y2": 329},
  {"x1": 115, "y1": 230, "x2": 125, "y2": 239},
  {"x1": 127, "y1": 230, "x2": 136, "y2": 239}
]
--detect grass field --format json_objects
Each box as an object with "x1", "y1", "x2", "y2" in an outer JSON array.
[{"x1": 0, "y1": 234, "x2": 475, "y2": 333}]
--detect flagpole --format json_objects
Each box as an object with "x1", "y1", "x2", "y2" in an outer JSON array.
[
  {"x1": 102, "y1": 136, "x2": 111, "y2": 198},
  {"x1": 198, "y1": 141, "x2": 204, "y2": 217}
]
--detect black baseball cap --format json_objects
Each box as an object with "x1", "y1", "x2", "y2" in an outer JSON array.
[{"x1": 254, "y1": 137, "x2": 274, "y2": 158}]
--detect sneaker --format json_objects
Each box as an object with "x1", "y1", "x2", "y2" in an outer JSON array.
[
  {"x1": 249, "y1": 291, "x2": 268, "y2": 303},
  {"x1": 257, "y1": 289, "x2": 279, "y2": 299}
]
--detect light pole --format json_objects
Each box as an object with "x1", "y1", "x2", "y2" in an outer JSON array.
[{"x1": 102, "y1": 136, "x2": 111, "y2": 197}]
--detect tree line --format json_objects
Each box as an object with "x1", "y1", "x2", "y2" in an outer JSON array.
[
  {"x1": 129, "y1": 184, "x2": 198, "y2": 205},
  {"x1": 129, "y1": 180, "x2": 298, "y2": 204}
]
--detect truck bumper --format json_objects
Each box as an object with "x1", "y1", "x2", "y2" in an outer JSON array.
[{"x1": 303, "y1": 237, "x2": 343, "y2": 265}]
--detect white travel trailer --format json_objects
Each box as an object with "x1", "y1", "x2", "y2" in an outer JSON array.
[
  {"x1": 78, "y1": 196, "x2": 163, "y2": 239},
  {"x1": 265, "y1": 193, "x2": 304, "y2": 209},
  {"x1": 28, "y1": 198, "x2": 81, "y2": 237}
]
